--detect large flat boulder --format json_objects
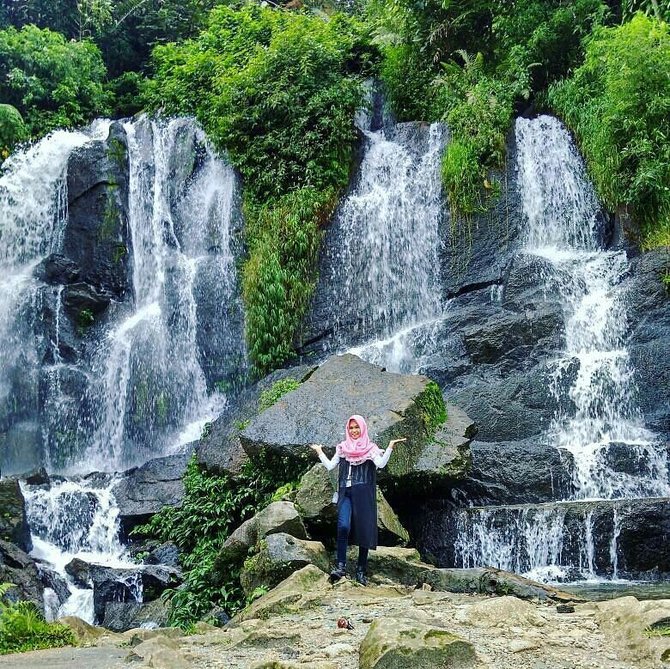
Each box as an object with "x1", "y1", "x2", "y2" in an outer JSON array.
[{"x1": 240, "y1": 354, "x2": 470, "y2": 489}]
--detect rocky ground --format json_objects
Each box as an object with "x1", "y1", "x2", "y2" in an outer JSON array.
[{"x1": 2, "y1": 566, "x2": 669, "y2": 669}]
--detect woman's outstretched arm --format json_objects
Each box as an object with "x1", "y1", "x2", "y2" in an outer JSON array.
[
  {"x1": 373, "y1": 438, "x2": 406, "y2": 469},
  {"x1": 310, "y1": 444, "x2": 340, "y2": 471}
]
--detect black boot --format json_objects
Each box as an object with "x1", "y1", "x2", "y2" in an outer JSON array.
[
  {"x1": 330, "y1": 562, "x2": 347, "y2": 583},
  {"x1": 355, "y1": 567, "x2": 368, "y2": 586}
]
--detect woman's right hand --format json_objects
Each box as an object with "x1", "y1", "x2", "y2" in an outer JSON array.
[{"x1": 309, "y1": 443, "x2": 324, "y2": 453}]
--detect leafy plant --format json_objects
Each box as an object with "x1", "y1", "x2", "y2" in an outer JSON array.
[
  {"x1": 0, "y1": 24, "x2": 110, "y2": 136},
  {"x1": 0, "y1": 104, "x2": 27, "y2": 159},
  {"x1": 0, "y1": 583, "x2": 76, "y2": 655},
  {"x1": 549, "y1": 13, "x2": 670, "y2": 247},
  {"x1": 133, "y1": 454, "x2": 302, "y2": 628},
  {"x1": 147, "y1": 5, "x2": 377, "y2": 374}
]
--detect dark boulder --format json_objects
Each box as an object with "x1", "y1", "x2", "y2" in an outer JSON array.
[
  {"x1": 34, "y1": 254, "x2": 81, "y2": 285},
  {"x1": 196, "y1": 363, "x2": 318, "y2": 476},
  {"x1": 0, "y1": 539, "x2": 44, "y2": 606},
  {"x1": 102, "y1": 599, "x2": 170, "y2": 633},
  {"x1": 65, "y1": 557, "x2": 92, "y2": 589},
  {"x1": 114, "y1": 453, "x2": 190, "y2": 538},
  {"x1": 61, "y1": 282, "x2": 112, "y2": 321},
  {"x1": 0, "y1": 478, "x2": 32, "y2": 551},
  {"x1": 625, "y1": 249, "x2": 670, "y2": 440},
  {"x1": 63, "y1": 121, "x2": 131, "y2": 300},
  {"x1": 239, "y1": 354, "x2": 470, "y2": 489},
  {"x1": 142, "y1": 541, "x2": 180, "y2": 569}
]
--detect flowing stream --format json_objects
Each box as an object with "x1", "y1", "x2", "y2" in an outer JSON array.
[{"x1": 319, "y1": 120, "x2": 447, "y2": 372}]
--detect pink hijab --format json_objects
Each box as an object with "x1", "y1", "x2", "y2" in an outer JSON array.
[{"x1": 336, "y1": 415, "x2": 382, "y2": 465}]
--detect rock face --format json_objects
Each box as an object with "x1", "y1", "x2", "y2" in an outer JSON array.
[
  {"x1": 0, "y1": 539, "x2": 44, "y2": 606},
  {"x1": 197, "y1": 364, "x2": 318, "y2": 475},
  {"x1": 240, "y1": 354, "x2": 471, "y2": 490},
  {"x1": 359, "y1": 618, "x2": 476, "y2": 669},
  {"x1": 625, "y1": 249, "x2": 670, "y2": 440},
  {"x1": 0, "y1": 477, "x2": 32, "y2": 551},
  {"x1": 114, "y1": 453, "x2": 190, "y2": 537}
]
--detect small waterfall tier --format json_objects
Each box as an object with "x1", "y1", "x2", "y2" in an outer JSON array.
[
  {"x1": 0, "y1": 116, "x2": 246, "y2": 475},
  {"x1": 21, "y1": 476, "x2": 138, "y2": 623},
  {"x1": 305, "y1": 119, "x2": 447, "y2": 373},
  {"x1": 449, "y1": 115, "x2": 670, "y2": 582}
]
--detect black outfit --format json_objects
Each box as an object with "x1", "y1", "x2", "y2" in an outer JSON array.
[{"x1": 336, "y1": 459, "x2": 378, "y2": 570}]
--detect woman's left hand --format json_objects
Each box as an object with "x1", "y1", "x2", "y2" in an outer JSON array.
[{"x1": 388, "y1": 437, "x2": 407, "y2": 449}]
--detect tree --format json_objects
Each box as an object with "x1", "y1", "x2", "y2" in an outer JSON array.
[{"x1": 0, "y1": 25, "x2": 110, "y2": 135}]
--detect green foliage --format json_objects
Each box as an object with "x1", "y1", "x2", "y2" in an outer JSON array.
[
  {"x1": 133, "y1": 454, "x2": 297, "y2": 628},
  {"x1": 370, "y1": 0, "x2": 610, "y2": 219},
  {"x1": 258, "y1": 378, "x2": 301, "y2": 413},
  {"x1": 0, "y1": 25, "x2": 110, "y2": 136},
  {"x1": 623, "y1": 0, "x2": 670, "y2": 22},
  {"x1": 147, "y1": 5, "x2": 376, "y2": 374},
  {"x1": 106, "y1": 71, "x2": 148, "y2": 117},
  {"x1": 0, "y1": 583, "x2": 76, "y2": 655},
  {"x1": 549, "y1": 13, "x2": 670, "y2": 247},
  {"x1": 0, "y1": 104, "x2": 27, "y2": 159}
]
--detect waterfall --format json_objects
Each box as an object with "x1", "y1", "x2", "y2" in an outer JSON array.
[
  {"x1": 85, "y1": 117, "x2": 243, "y2": 471},
  {"x1": 516, "y1": 115, "x2": 669, "y2": 500},
  {"x1": 0, "y1": 116, "x2": 244, "y2": 475},
  {"x1": 1, "y1": 116, "x2": 244, "y2": 619},
  {"x1": 320, "y1": 122, "x2": 446, "y2": 372},
  {"x1": 456, "y1": 115, "x2": 669, "y2": 581}
]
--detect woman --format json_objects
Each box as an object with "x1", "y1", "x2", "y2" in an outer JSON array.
[{"x1": 310, "y1": 415, "x2": 405, "y2": 585}]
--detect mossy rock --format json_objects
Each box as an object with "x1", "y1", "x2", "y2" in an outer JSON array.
[
  {"x1": 359, "y1": 618, "x2": 476, "y2": 669},
  {"x1": 240, "y1": 533, "x2": 330, "y2": 596},
  {"x1": 240, "y1": 354, "x2": 471, "y2": 493},
  {"x1": 237, "y1": 564, "x2": 330, "y2": 622}
]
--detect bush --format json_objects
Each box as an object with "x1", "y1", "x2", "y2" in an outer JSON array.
[
  {"x1": 0, "y1": 584, "x2": 76, "y2": 655},
  {"x1": 549, "y1": 13, "x2": 670, "y2": 246},
  {"x1": 258, "y1": 377, "x2": 301, "y2": 413},
  {"x1": 0, "y1": 103, "x2": 27, "y2": 159},
  {"x1": 134, "y1": 454, "x2": 303, "y2": 628},
  {"x1": 0, "y1": 25, "x2": 110, "y2": 136}
]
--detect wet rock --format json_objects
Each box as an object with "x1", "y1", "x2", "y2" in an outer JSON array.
[
  {"x1": 359, "y1": 617, "x2": 476, "y2": 669},
  {"x1": 114, "y1": 453, "x2": 190, "y2": 537},
  {"x1": 59, "y1": 615, "x2": 108, "y2": 644},
  {"x1": 0, "y1": 539, "x2": 44, "y2": 606},
  {"x1": 23, "y1": 466, "x2": 50, "y2": 486},
  {"x1": 239, "y1": 533, "x2": 330, "y2": 596},
  {"x1": 34, "y1": 253, "x2": 81, "y2": 285},
  {"x1": 103, "y1": 598, "x2": 170, "y2": 633},
  {"x1": 625, "y1": 249, "x2": 670, "y2": 439},
  {"x1": 38, "y1": 564, "x2": 71, "y2": 606},
  {"x1": 64, "y1": 121, "x2": 131, "y2": 300},
  {"x1": 65, "y1": 557, "x2": 91, "y2": 588},
  {"x1": 0, "y1": 477, "x2": 31, "y2": 551}
]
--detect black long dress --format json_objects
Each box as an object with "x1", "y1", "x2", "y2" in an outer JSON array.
[{"x1": 337, "y1": 458, "x2": 378, "y2": 549}]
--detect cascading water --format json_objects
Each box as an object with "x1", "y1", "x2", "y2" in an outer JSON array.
[
  {"x1": 86, "y1": 117, "x2": 243, "y2": 471},
  {"x1": 21, "y1": 477, "x2": 138, "y2": 623},
  {"x1": 455, "y1": 115, "x2": 670, "y2": 581},
  {"x1": 1, "y1": 116, "x2": 244, "y2": 619},
  {"x1": 321, "y1": 121, "x2": 446, "y2": 373}
]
